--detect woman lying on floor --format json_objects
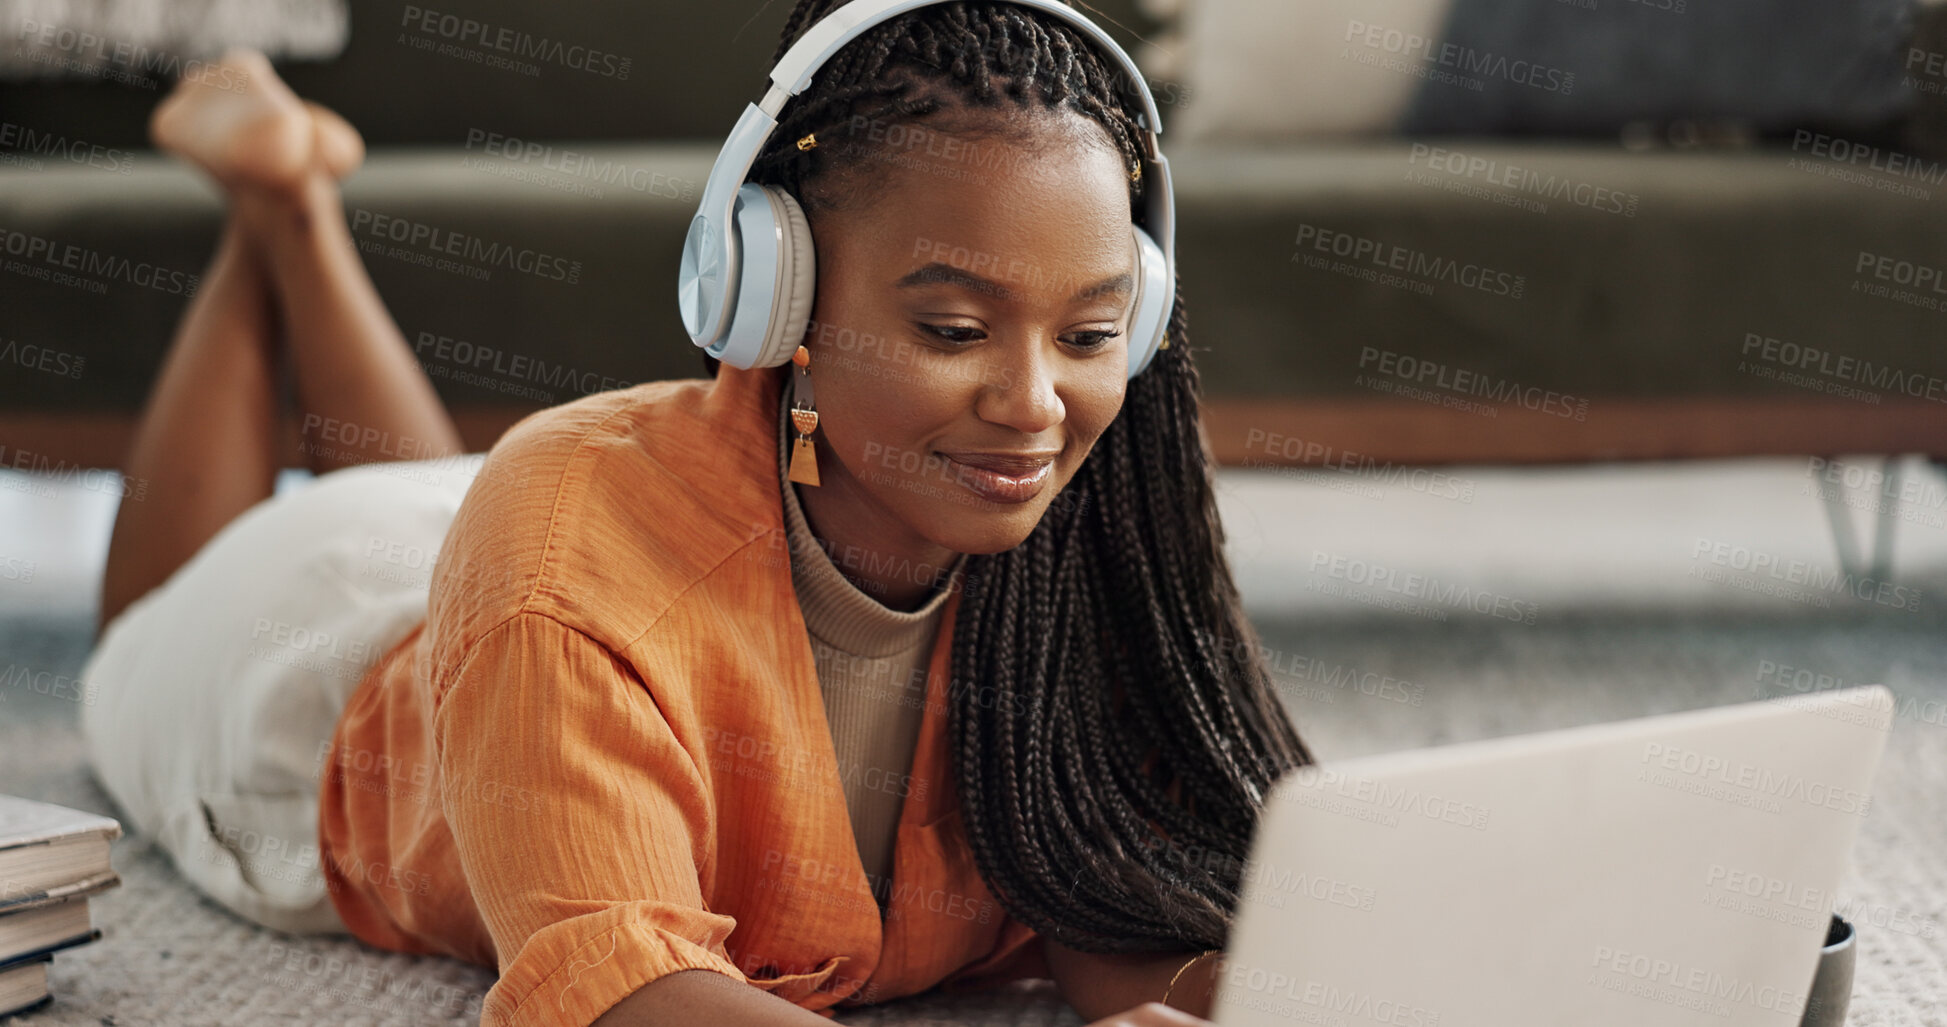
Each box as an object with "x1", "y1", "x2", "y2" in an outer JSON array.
[{"x1": 78, "y1": 2, "x2": 1312, "y2": 1024}]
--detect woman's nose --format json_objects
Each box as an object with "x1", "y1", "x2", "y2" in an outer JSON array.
[{"x1": 978, "y1": 338, "x2": 1066, "y2": 435}]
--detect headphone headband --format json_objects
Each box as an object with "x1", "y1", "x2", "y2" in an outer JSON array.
[
  {"x1": 679, "y1": 0, "x2": 1176, "y2": 378},
  {"x1": 771, "y1": 0, "x2": 1166, "y2": 135}
]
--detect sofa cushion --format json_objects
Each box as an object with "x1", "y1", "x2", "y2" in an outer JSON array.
[
  {"x1": 1403, "y1": 0, "x2": 1916, "y2": 135},
  {"x1": 1143, "y1": 0, "x2": 1455, "y2": 141},
  {"x1": 1144, "y1": 0, "x2": 1916, "y2": 141}
]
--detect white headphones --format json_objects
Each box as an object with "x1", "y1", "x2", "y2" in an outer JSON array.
[{"x1": 677, "y1": 0, "x2": 1177, "y2": 380}]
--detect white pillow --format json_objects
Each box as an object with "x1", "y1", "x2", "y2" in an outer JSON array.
[
  {"x1": 0, "y1": 0, "x2": 347, "y2": 80},
  {"x1": 1138, "y1": 0, "x2": 1456, "y2": 141}
]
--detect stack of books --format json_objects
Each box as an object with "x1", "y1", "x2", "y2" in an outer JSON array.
[{"x1": 0, "y1": 795, "x2": 121, "y2": 1018}]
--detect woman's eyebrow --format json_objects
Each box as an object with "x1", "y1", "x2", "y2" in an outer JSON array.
[{"x1": 895, "y1": 262, "x2": 1133, "y2": 303}]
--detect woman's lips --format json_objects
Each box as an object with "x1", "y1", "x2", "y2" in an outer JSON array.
[{"x1": 937, "y1": 452, "x2": 1054, "y2": 504}]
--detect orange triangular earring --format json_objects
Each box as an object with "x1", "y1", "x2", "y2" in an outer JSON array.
[{"x1": 787, "y1": 344, "x2": 821, "y2": 487}]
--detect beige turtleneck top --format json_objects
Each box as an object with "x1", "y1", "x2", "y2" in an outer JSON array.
[{"x1": 776, "y1": 390, "x2": 968, "y2": 913}]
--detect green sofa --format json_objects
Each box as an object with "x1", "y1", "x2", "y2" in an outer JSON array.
[{"x1": 4, "y1": 0, "x2": 1944, "y2": 468}]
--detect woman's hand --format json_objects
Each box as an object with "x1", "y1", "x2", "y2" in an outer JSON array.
[{"x1": 1082, "y1": 1001, "x2": 1216, "y2": 1026}]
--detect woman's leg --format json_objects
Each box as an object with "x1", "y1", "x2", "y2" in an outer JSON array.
[
  {"x1": 97, "y1": 51, "x2": 465, "y2": 637},
  {"x1": 230, "y1": 135, "x2": 466, "y2": 476},
  {"x1": 171, "y1": 50, "x2": 464, "y2": 474},
  {"x1": 97, "y1": 218, "x2": 283, "y2": 639}
]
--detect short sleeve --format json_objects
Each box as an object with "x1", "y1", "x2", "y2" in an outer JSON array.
[{"x1": 434, "y1": 611, "x2": 747, "y2": 1026}]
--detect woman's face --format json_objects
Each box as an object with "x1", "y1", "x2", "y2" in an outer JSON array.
[{"x1": 797, "y1": 109, "x2": 1136, "y2": 562}]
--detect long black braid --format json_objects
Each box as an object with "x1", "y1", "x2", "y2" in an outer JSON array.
[{"x1": 708, "y1": 0, "x2": 1313, "y2": 954}]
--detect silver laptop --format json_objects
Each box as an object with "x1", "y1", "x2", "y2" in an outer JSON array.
[{"x1": 1212, "y1": 686, "x2": 1894, "y2": 1027}]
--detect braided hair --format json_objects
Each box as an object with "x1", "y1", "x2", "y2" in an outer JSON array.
[{"x1": 706, "y1": 0, "x2": 1313, "y2": 954}]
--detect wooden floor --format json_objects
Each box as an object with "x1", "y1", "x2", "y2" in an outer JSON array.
[{"x1": 1, "y1": 396, "x2": 1943, "y2": 472}]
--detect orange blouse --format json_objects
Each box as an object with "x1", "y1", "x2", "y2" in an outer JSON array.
[{"x1": 315, "y1": 361, "x2": 1049, "y2": 1025}]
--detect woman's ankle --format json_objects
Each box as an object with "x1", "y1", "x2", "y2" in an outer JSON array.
[{"x1": 229, "y1": 170, "x2": 344, "y2": 245}]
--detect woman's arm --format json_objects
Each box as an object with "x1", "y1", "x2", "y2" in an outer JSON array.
[
  {"x1": 594, "y1": 962, "x2": 1222, "y2": 1027},
  {"x1": 591, "y1": 969, "x2": 836, "y2": 1027},
  {"x1": 433, "y1": 612, "x2": 761, "y2": 1024},
  {"x1": 1043, "y1": 936, "x2": 1223, "y2": 1021},
  {"x1": 593, "y1": 937, "x2": 1227, "y2": 1025}
]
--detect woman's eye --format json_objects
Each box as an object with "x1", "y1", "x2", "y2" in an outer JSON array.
[
  {"x1": 918, "y1": 323, "x2": 984, "y2": 346},
  {"x1": 1067, "y1": 329, "x2": 1124, "y2": 351},
  {"x1": 916, "y1": 324, "x2": 1123, "y2": 349}
]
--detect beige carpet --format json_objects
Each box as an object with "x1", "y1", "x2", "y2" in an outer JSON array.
[
  {"x1": 2, "y1": 458, "x2": 1944, "y2": 1024},
  {"x1": 5, "y1": 604, "x2": 1944, "y2": 1026}
]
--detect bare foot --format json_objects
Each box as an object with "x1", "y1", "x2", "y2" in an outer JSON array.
[
  {"x1": 150, "y1": 48, "x2": 314, "y2": 193},
  {"x1": 307, "y1": 102, "x2": 365, "y2": 181}
]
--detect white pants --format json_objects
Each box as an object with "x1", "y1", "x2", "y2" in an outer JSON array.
[{"x1": 79, "y1": 456, "x2": 482, "y2": 935}]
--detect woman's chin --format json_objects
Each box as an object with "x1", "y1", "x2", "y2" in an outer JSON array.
[{"x1": 926, "y1": 504, "x2": 1051, "y2": 556}]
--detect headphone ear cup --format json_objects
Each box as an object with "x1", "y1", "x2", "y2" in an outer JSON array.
[
  {"x1": 1125, "y1": 224, "x2": 1172, "y2": 379},
  {"x1": 757, "y1": 186, "x2": 818, "y2": 369}
]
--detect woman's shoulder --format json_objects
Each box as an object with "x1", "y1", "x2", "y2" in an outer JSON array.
[{"x1": 424, "y1": 370, "x2": 788, "y2": 658}]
